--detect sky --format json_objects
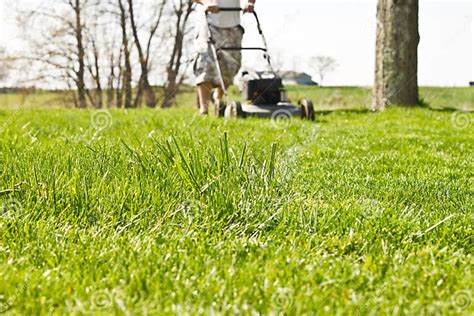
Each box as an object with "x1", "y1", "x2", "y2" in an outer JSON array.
[{"x1": 0, "y1": 0, "x2": 472, "y2": 87}]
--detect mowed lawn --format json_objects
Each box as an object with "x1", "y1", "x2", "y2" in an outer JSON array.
[{"x1": 0, "y1": 87, "x2": 473, "y2": 314}]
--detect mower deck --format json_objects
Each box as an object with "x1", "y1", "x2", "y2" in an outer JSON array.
[{"x1": 241, "y1": 103, "x2": 301, "y2": 118}]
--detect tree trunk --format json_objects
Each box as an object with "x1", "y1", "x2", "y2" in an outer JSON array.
[
  {"x1": 93, "y1": 42, "x2": 103, "y2": 108},
  {"x1": 162, "y1": 0, "x2": 193, "y2": 108},
  {"x1": 74, "y1": 0, "x2": 87, "y2": 109},
  {"x1": 128, "y1": 0, "x2": 157, "y2": 108},
  {"x1": 162, "y1": 68, "x2": 178, "y2": 109},
  {"x1": 118, "y1": 0, "x2": 133, "y2": 108},
  {"x1": 372, "y1": 0, "x2": 420, "y2": 109},
  {"x1": 88, "y1": 38, "x2": 103, "y2": 108},
  {"x1": 107, "y1": 51, "x2": 116, "y2": 108},
  {"x1": 116, "y1": 47, "x2": 124, "y2": 108}
]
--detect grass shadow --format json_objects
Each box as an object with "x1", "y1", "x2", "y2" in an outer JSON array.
[
  {"x1": 314, "y1": 107, "x2": 371, "y2": 117},
  {"x1": 427, "y1": 106, "x2": 473, "y2": 113}
]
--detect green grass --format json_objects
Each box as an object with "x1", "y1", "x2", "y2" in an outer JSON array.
[{"x1": 0, "y1": 87, "x2": 473, "y2": 315}]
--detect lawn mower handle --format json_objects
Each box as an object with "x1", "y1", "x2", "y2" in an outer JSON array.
[
  {"x1": 216, "y1": 7, "x2": 243, "y2": 11},
  {"x1": 205, "y1": 7, "x2": 274, "y2": 95}
]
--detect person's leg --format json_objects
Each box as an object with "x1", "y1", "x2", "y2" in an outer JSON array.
[
  {"x1": 213, "y1": 85, "x2": 227, "y2": 116},
  {"x1": 215, "y1": 86, "x2": 225, "y2": 101},
  {"x1": 197, "y1": 82, "x2": 214, "y2": 115},
  {"x1": 194, "y1": 25, "x2": 242, "y2": 115},
  {"x1": 212, "y1": 26, "x2": 243, "y2": 107}
]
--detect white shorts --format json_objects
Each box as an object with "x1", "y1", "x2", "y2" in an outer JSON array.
[{"x1": 193, "y1": 24, "x2": 244, "y2": 86}]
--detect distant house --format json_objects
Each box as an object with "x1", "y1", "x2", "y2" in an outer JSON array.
[{"x1": 278, "y1": 71, "x2": 318, "y2": 86}]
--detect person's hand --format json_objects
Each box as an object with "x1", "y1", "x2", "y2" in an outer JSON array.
[
  {"x1": 243, "y1": 2, "x2": 255, "y2": 13},
  {"x1": 204, "y1": 0, "x2": 219, "y2": 13}
]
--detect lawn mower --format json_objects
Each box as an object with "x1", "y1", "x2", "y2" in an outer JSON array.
[{"x1": 206, "y1": 8, "x2": 315, "y2": 121}]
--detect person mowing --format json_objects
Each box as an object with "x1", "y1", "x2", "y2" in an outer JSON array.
[{"x1": 193, "y1": 0, "x2": 256, "y2": 115}]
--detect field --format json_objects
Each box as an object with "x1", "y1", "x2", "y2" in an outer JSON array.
[
  {"x1": 0, "y1": 86, "x2": 473, "y2": 315},
  {"x1": 1, "y1": 86, "x2": 473, "y2": 111}
]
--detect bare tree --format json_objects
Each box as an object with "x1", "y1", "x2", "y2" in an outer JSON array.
[
  {"x1": 127, "y1": 0, "x2": 166, "y2": 108},
  {"x1": 308, "y1": 56, "x2": 338, "y2": 87},
  {"x1": 72, "y1": 0, "x2": 87, "y2": 108},
  {"x1": 115, "y1": 46, "x2": 124, "y2": 108},
  {"x1": 85, "y1": 26, "x2": 104, "y2": 108},
  {"x1": 16, "y1": 0, "x2": 94, "y2": 108},
  {"x1": 99, "y1": 0, "x2": 127, "y2": 108},
  {"x1": 106, "y1": 36, "x2": 120, "y2": 108},
  {"x1": 12, "y1": 0, "x2": 196, "y2": 108},
  {"x1": 270, "y1": 50, "x2": 286, "y2": 74},
  {"x1": 117, "y1": 0, "x2": 133, "y2": 108},
  {"x1": 372, "y1": 0, "x2": 419, "y2": 109},
  {"x1": 161, "y1": 0, "x2": 194, "y2": 108}
]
